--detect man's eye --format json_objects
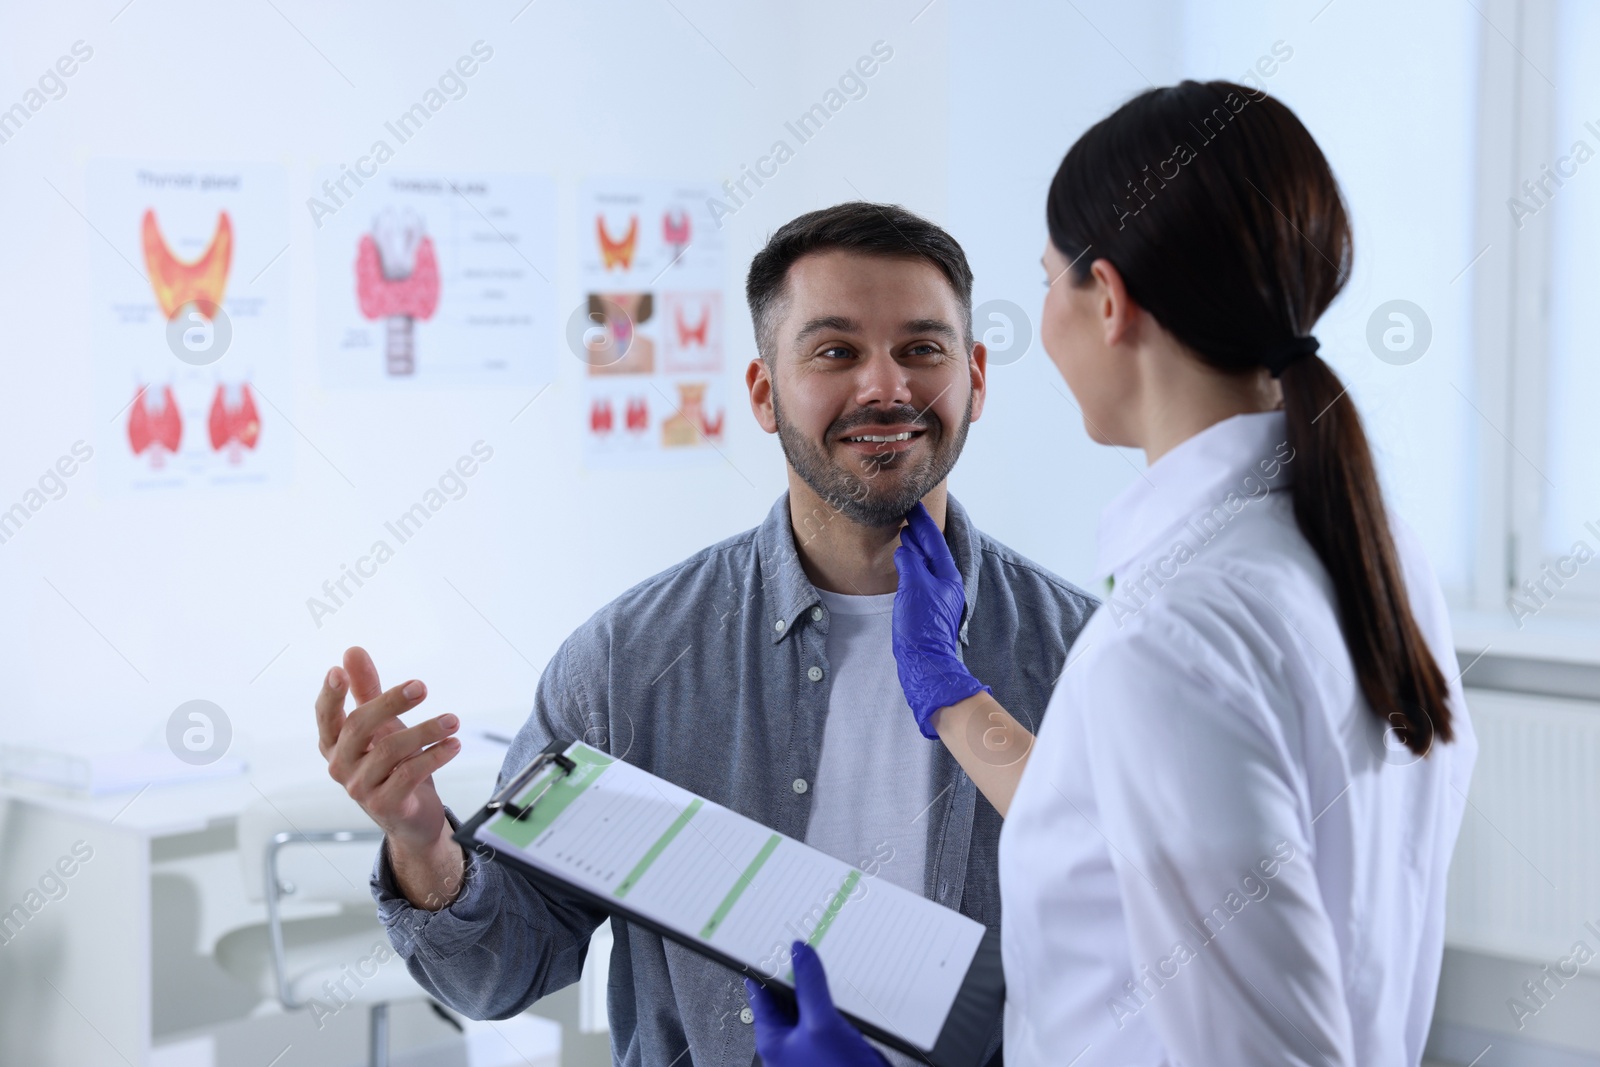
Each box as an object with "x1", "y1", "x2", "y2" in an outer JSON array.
[
  {"x1": 906, "y1": 343, "x2": 942, "y2": 359},
  {"x1": 819, "y1": 346, "x2": 854, "y2": 359}
]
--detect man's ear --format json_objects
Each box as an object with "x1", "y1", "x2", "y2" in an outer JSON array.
[
  {"x1": 966, "y1": 341, "x2": 988, "y2": 423},
  {"x1": 747, "y1": 357, "x2": 778, "y2": 434}
]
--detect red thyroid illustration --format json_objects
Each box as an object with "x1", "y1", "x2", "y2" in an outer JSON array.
[
  {"x1": 590, "y1": 398, "x2": 614, "y2": 434},
  {"x1": 625, "y1": 397, "x2": 648, "y2": 432},
  {"x1": 597, "y1": 216, "x2": 638, "y2": 270},
  {"x1": 662, "y1": 208, "x2": 690, "y2": 263},
  {"x1": 141, "y1": 210, "x2": 233, "y2": 320},
  {"x1": 355, "y1": 208, "x2": 441, "y2": 376},
  {"x1": 674, "y1": 303, "x2": 709, "y2": 346},
  {"x1": 207, "y1": 382, "x2": 261, "y2": 459},
  {"x1": 127, "y1": 384, "x2": 183, "y2": 465}
]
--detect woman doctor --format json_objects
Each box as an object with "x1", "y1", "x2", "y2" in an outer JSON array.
[{"x1": 748, "y1": 80, "x2": 1477, "y2": 1067}]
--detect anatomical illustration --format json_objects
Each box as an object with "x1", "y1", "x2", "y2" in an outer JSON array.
[
  {"x1": 586, "y1": 292, "x2": 655, "y2": 376},
  {"x1": 207, "y1": 382, "x2": 261, "y2": 460},
  {"x1": 597, "y1": 215, "x2": 638, "y2": 271},
  {"x1": 141, "y1": 209, "x2": 233, "y2": 320},
  {"x1": 662, "y1": 207, "x2": 691, "y2": 265},
  {"x1": 589, "y1": 395, "x2": 650, "y2": 436},
  {"x1": 355, "y1": 207, "x2": 441, "y2": 376},
  {"x1": 579, "y1": 181, "x2": 726, "y2": 469},
  {"x1": 661, "y1": 291, "x2": 721, "y2": 373},
  {"x1": 127, "y1": 383, "x2": 183, "y2": 466},
  {"x1": 675, "y1": 302, "x2": 708, "y2": 346},
  {"x1": 661, "y1": 381, "x2": 724, "y2": 447}
]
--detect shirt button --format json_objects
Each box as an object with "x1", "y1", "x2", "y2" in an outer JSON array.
[
  {"x1": 807, "y1": 666, "x2": 824, "y2": 682},
  {"x1": 740, "y1": 1007, "x2": 754, "y2": 1024},
  {"x1": 810, "y1": 606, "x2": 824, "y2": 622},
  {"x1": 792, "y1": 777, "x2": 808, "y2": 794},
  {"x1": 774, "y1": 619, "x2": 785, "y2": 632}
]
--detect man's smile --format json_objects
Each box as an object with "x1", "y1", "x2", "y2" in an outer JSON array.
[{"x1": 835, "y1": 423, "x2": 927, "y2": 455}]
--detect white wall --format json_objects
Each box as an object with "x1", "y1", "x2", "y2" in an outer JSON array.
[
  {"x1": 0, "y1": 1, "x2": 965, "y2": 757},
  {"x1": 949, "y1": 0, "x2": 1481, "y2": 599},
  {"x1": 0, "y1": 0, "x2": 1484, "y2": 758}
]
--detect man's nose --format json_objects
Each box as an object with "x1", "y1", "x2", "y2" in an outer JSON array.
[{"x1": 853, "y1": 348, "x2": 914, "y2": 407}]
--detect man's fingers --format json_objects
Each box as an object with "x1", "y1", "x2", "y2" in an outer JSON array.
[
  {"x1": 315, "y1": 667, "x2": 348, "y2": 756},
  {"x1": 373, "y1": 736, "x2": 460, "y2": 805},
  {"x1": 350, "y1": 714, "x2": 460, "y2": 797},
  {"x1": 328, "y1": 679, "x2": 428, "y2": 781},
  {"x1": 343, "y1": 645, "x2": 383, "y2": 705}
]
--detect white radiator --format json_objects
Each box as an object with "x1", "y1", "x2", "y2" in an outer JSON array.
[{"x1": 1445, "y1": 688, "x2": 1600, "y2": 963}]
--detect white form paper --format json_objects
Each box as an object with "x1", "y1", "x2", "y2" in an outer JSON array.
[{"x1": 473, "y1": 742, "x2": 985, "y2": 1052}]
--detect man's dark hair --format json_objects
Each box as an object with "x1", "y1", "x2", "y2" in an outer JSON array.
[{"x1": 744, "y1": 201, "x2": 974, "y2": 362}]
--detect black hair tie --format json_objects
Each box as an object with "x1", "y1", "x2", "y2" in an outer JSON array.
[{"x1": 1262, "y1": 335, "x2": 1319, "y2": 378}]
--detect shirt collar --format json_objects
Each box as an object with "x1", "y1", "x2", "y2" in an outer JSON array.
[
  {"x1": 1094, "y1": 410, "x2": 1295, "y2": 587},
  {"x1": 756, "y1": 491, "x2": 984, "y2": 645}
]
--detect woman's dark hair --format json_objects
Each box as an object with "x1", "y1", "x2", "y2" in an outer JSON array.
[{"x1": 1046, "y1": 79, "x2": 1452, "y2": 756}]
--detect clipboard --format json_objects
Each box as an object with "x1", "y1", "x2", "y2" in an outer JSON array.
[{"x1": 454, "y1": 738, "x2": 1005, "y2": 1067}]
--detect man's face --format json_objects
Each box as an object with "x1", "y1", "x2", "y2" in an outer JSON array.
[{"x1": 747, "y1": 250, "x2": 987, "y2": 527}]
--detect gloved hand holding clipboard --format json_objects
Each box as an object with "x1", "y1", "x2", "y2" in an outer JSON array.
[{"x1": 453, "y1": 739, "x2": 1005, "y2": 1067}]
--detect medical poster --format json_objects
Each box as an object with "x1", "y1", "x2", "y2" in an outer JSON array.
[
  {"x1": 315, "y1": 170, "x2": 556, "y2": 388},
  {"x1": 579, "y1": 179, "x2": 728, "y2": 469},
  {"x1": 88, "y1": 160, "x2": 291, "y2": 494}
]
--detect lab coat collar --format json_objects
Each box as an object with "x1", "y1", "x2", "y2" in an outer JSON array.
[
  {"x1": 1094, "y1": 410, "x2": 1295, "y2": 587},
  {"x1": 756, "y1": 491, "x2": 982, "y2": 645}
]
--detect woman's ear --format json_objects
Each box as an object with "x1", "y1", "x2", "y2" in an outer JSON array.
[{"x1": 1088, "y1": 258, "x2": 1139, "y2": 347}]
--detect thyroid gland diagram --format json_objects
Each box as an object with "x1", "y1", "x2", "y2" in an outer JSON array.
[
  {"x1": 590, "y1": 397, "x2": 613, "y2": 434},
  {"x1": 141, "y1": 209, "x2": 233, "y2": 319},
  {"x1": 661, "y1": 208, "x2": 690, "y2": 263},
  {"x1": 207, "y1": 382, "x2": 261, "y2": 460},
  {"x1": 674, "y1": 302, "x2": 709, "y2": 347},
  {"x1": 589, "y1": 396, "x2": 649, "y2": 436},
  {"x1": 597, "y1": 215, "x2": 638, "y2": 271},
  {"x1": 355, "y1": 207, "x2": 441, "y2": 376},
  {"x1": 661, "y1": 382, "x2": 724, "y2": 447},
  {"x1": 663, "y1": 292, "x2": 720, "y2": 373},
  {"x1": 127, "y1": 383, "x2": 183, "y2": 466}
]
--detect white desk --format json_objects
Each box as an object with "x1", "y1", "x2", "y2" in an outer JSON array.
[{"x1": 0, "y1": 718, "x2": 587, "y2": 1067}]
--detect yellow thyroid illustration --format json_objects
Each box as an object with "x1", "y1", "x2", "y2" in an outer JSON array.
[{"x1": 141, "y1": 208, "x2": 234, "y2": 320}]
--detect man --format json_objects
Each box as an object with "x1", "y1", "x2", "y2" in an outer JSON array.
[{"x1": 315, "y1": 202, "x2": 1098, "y2": 1066}]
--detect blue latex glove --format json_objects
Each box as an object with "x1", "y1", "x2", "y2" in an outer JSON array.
[
  {"x1": 893, "y1": 502, "x2": 990, "y2": 739},
  {"x1": 745, "y1": 942, "x2": 889, "y2": 1067}
]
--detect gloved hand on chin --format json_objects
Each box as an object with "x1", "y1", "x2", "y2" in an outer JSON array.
[
  {"x1": 745, "y1": 942, "x2": 889, "y2": 1067},
  {"x1": 892, "y1": 502, "x2": 991, "y2": 739}
]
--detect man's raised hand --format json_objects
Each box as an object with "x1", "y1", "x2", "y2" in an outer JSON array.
[{"x1": 315, "y1": 646, "x2": 466, "y2": 908}]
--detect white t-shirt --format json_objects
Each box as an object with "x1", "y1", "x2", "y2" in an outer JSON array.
[
  {"x1": 804, "y1": 588, "x2": 937, "y2": 1067},
  {"x1": 805, "y1": 588, "x2": 934, "y2": 895},
  {"x1": 999, "y1": 411, "x2": 1477, "y2": 1067}
]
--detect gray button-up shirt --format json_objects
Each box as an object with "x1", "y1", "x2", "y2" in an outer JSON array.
[{"x1": 372, "y1": 492, "x2": 1098, "y2": 1066}]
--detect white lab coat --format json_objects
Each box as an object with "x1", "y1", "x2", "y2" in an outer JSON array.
[{"x1": 999, "y1": 411, "x2": 1477, "y2": 1067}]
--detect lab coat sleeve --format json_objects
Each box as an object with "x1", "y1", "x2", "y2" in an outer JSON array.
[
  {"x1": 370, "y1": 637, "x2": 608, "y2": 1019},
  {"x1": 1076, "y1": 603, "x2": 1356, "y2": 1067}
]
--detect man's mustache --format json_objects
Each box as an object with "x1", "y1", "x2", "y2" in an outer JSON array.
[{"x1": 828, "y1": 407, "x2": 939, "y2": 437}]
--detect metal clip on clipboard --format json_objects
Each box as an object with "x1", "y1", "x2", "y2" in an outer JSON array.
[{"x1": 484, "y1": 749, "x2": 577, "y2": 822}]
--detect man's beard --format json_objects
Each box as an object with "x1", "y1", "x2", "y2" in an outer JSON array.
[{"x1": 773, "y1": 386, "x2": 974, "y2": 528}]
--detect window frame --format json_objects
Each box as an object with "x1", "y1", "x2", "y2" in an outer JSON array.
[{"x1": 1472, "y1": 0, "x2": 1600, "y2": 620}]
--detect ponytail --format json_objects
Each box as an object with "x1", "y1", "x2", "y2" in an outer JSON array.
[
  {"x1": 1279, "y1": 356, "x2": 1451, "y2": 754},
  {"x1": 1046, "y1": 80, "x2": 1453, "y2": 755}
]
